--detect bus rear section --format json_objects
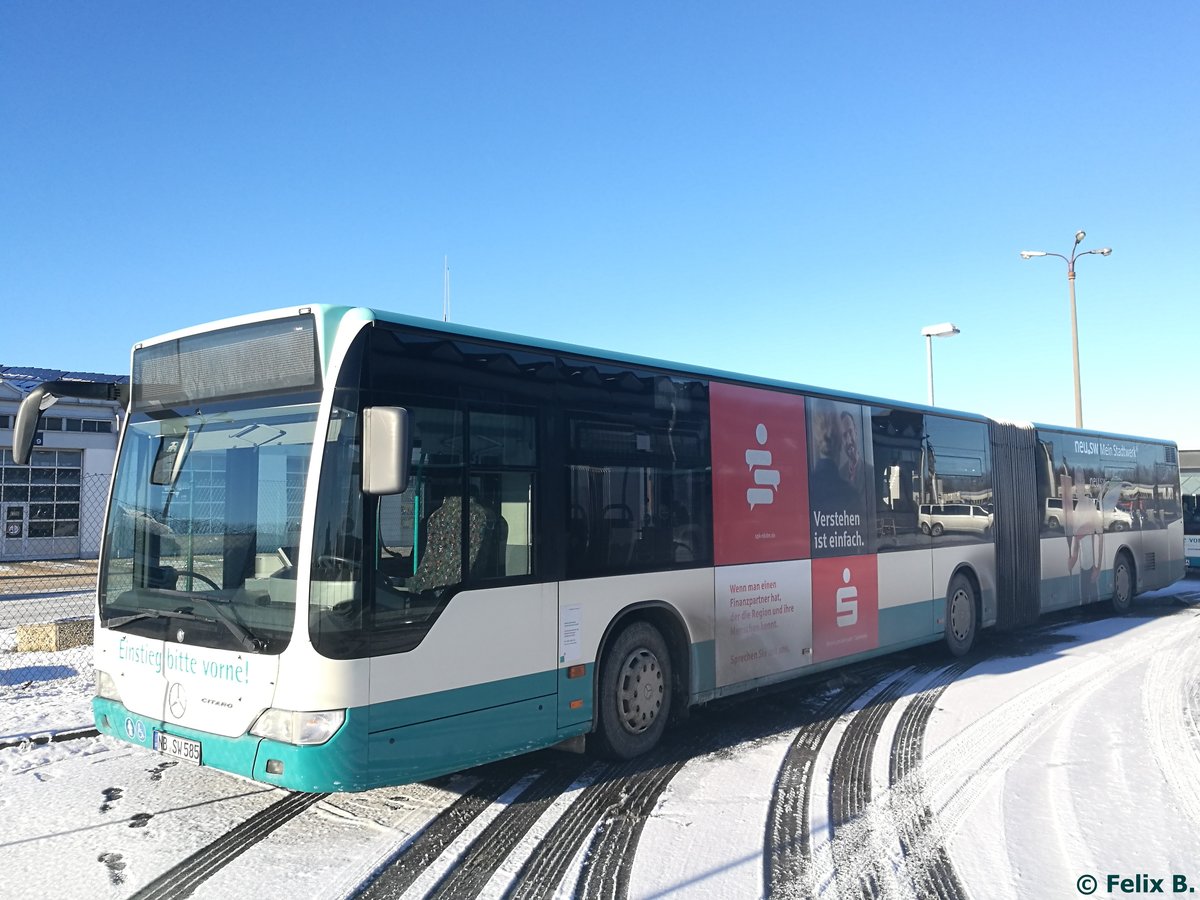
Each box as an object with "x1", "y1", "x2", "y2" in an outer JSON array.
[{"x1": 1033, "y1": 430, "x2": 1185, "y2": 613}]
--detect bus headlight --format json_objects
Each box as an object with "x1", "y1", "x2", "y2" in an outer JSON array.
[
  {"x1": 96, "y1": 670, "x2": 122, "y2": 702},
  {"x1": 249, "y1": 708, "x2": 345, "y2": 746}
]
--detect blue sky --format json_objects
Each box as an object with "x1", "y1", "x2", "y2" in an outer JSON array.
[{"x1": 3, "y1": 2, "x2": 1197, "y2": 447}]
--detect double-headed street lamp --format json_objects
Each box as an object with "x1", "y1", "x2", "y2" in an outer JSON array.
[
  {"x1": 921, "y1": 322, "x2": 960, "y2": 406},
  {"x1": 1020, "y1": 230, "x2": 1112, "y2": 428}
]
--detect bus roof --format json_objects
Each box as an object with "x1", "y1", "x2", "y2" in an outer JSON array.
[
  {"x1": 363, "y1": 305, "x2": 993, "y2": 424},
  {"x1": 134, "y1": 304, "x2": 1176, "y2": 447}
]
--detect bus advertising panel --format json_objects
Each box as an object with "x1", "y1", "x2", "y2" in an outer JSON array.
[
  {"x1": 811, "y1": 554, "x2": 880, "y2": 663},
  {"x1": 710, "y1": 382, "x2": 810, "y2": 565},
  {"x1": 805, "y1": 398, "x2": 875, "y2": 558},
  {"x1": 714, "y1": 560, "x2": 813, "y2": 685}
]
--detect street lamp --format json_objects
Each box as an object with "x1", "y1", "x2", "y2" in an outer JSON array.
[
  {"x1": 921, "y1": 322, "x2": 960, "y2": 406},
  {"x1": 1020, "y1": 230, "x2": 1112, "y2": 428}
]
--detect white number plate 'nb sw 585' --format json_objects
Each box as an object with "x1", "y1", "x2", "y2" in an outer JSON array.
[{"x1": 153, "y1": 730, "x2": 202, "y2": 765}]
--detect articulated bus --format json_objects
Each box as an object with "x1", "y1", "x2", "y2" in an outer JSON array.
[{"x1": 13, "y1": 306, "x2": 1185, "y2": 792}]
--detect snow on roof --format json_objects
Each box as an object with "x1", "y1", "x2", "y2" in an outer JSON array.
[{"x1": 0, "y1": 366, "x2": 128, "y2": 396}]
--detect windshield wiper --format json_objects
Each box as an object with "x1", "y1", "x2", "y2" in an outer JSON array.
[
  {"x1": 104, "y1": 597, "x2": 266, "y2": 653},
  {"x1": 105, "y1": 608, "x2": 211, "y2": 629},
  {"x1": 181, "y1": 591, "x2": 266, "y2": 653}
]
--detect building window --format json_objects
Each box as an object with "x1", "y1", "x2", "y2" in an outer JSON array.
[
  {"x1": 57, "y1": 417, "x2": 113, "y2": 434},
  {"x1": 2, "y1": 449, "x2": 83, "y2": 540}
]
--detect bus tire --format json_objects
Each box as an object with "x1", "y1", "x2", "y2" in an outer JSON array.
[
  {"x1": 593, "y1": 621, "x2": 672, "y2": 760},
  {"x1": 1111, "y1": 551, "x2": 1135, "y2": 615},
  {"x1": 944, "y1": 572, "x2": 978, "y2": 657}
]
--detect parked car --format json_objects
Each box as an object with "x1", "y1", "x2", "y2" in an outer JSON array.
[
  {"x1": 919, "y1": 503, "x2": 993, "y2": 536},
  {"x1": 1045, "y1": 497, "x2": 1066, "y2": 530},
  {"x1": 1044, "y1": 497, "x2": 1133, "y2": 532},
  {"x1": 1103, "y1": 504, "x2": 1133, "y2": 532}
]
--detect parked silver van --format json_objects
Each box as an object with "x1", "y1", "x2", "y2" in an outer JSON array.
[{"x1": 919, "y1": 503, "x2": 993, "y2": 536}]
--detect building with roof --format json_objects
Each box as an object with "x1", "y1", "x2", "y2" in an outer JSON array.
[
  {"x1": 0, "y1": 366, "x2": 127, "y2": 562},
  {"x1": 1181, "y1": 450, "x2": 1200, "y2": 480}
]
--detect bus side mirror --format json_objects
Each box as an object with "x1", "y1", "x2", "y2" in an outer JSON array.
[
  {"x1": 362, "y1": 406, "x2": 410, "y2": 495},
  {"x1": 12, "y1": 379, "x2": 127, "y2": 466},
  {"x1": 12, "y1": 385, "x2": 59, "y2": 466},
  {"x1": 150, "y1": 430, "x2": 193, "y2": 486}
]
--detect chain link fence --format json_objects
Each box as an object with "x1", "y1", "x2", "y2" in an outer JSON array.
[{"x1": 1, "y1": 473, "x2": 109, "y2": 689}]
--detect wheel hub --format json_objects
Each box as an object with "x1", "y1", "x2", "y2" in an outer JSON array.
[
  {"x1": 1115, "y1": 562, "x2": 1131, "y2": 604},
  {"x1": 950, "y1": 589, "x2": 971, "y2": 641},
  {"x1": 617, "y1": 648, "x2": 664, "y2": 734}
]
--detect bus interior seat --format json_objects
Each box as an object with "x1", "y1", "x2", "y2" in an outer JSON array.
[
  {"x1": 673, "y1": 524, "x2": 703, "y2": 562},
  {"x1": 473, "y1": 513, "x2": 508, "y2": 578},
  {"x1": 600, "y1": 504, "x2": 635, "y2": 568},
  {"x1": 407, "y1": 495, "x2": 504, "y2": 591}
]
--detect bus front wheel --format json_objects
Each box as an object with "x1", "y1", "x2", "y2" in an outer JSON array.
[
  {"x1": 593, "y1": 621, "x2": 672, "y2": 760},
  {"x1": 944, "y1": 573, "x2": 978, "y2": 657}
]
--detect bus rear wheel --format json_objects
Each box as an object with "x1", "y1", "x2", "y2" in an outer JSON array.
[
  {"x1": 1111, "y1": 551, "x2": 1135, "y2": 615},
  {"x1": 944, "y1": 573, "x2": 978, "y2": 657},
  {"x1": 593, "y1": 621, "x2": 672, "y2": 760}
]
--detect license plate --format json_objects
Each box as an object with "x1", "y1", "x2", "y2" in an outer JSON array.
[{"x1": 153, "y1": 729, "x2": 202, "y2": 765}]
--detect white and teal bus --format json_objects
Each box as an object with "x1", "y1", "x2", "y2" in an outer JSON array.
[
  {"x1": 12, "y1": 306, "x2": 1186, "y2": 792},
  {"x1": 1182, "y1": 450, "x2": 1200, "y2": 571}
]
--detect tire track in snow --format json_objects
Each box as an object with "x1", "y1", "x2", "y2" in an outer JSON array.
[
  {"x1": 903, "y1": 608, "x2": 1200, "y2": 888},
  {"x1": 354, "y1": 761, "x2": 531, "y2": 900},
  {"x1": 773, "y1": 619, "x2": 1084, "y2": 899},
  {"x1": 475, "y1": 761, "x2": 606, "y2": 899},
  {"x1": 887, "y1": 659, "x2": 977, "y2": 900},
  {"x1": 573, "y1": 753, "x2": 692, "y2": 900},
  {"x1": 508, "y1": 660, "x2": 895, "y2": 899},
  {"x1": 504, "y1": 737, "x2": 709, "y2": 900},
  {"x1": 129, "y1": 789, "x2": 329, "y2": 900},
  {"x1": 425, "y1": 756, "x2": 593, "y2": 899},
  {"x1": 826, "y1": 667, "x2": 927, "y2": 900},
  {"x1": 800, "y1": 610, "x2": 1189, "y2": 900},
  {"x1": 1142, "y1": 610, "x2": 1200, "y2": 829},
  {"x1": 506, "y1": 684, "x2": 826, "y2": 900},
  {"x1": 763, "y1": 664, "x2": 894, "y2": 899}
]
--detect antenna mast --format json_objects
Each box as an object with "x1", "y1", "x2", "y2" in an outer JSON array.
[{"x1": 442, "y1": 256, "x2": 450, "y2": 322}]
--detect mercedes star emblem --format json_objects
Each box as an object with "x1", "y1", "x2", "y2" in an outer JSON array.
[{"x1": 167, "y1": 682, "x2": 187, "y2": 719}]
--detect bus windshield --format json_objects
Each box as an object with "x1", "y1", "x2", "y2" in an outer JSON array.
[
  {"x1": 1183, "y1": 468, "x2": 1200, "y2": 537},
  {"x1": 99, "y1": 399, "x2": 320, "y2": 653},
  {"x1": 1185, "y1": 495, "x2": 1200, "y2": 535}
]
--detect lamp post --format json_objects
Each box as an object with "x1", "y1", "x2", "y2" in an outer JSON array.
[
  {"x1": 1020, "y1": 231, "x2": 1112, "y2": 428},
  {"x1": 920, "y1": 322, "x2": 960, "y2": 406}
]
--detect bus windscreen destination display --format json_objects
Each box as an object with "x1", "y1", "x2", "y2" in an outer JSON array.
[{"x1": 131, "y1": 315, "x2": 320, "y2": 410}]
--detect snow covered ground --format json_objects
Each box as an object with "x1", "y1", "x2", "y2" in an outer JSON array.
[{"x1": 2, "y1": 575, "x2": 1199, "y2": 900}]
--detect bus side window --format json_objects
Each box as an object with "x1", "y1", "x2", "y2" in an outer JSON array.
[
  {"x1": 466, "y1": 409, "x2": 536, "y2": 581},
  {"x1": 377, "y1": 490, "x2": 415, "y2": 583}
]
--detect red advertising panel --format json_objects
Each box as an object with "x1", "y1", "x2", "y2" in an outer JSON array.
[
  {"x1": 710, "y1": 382, "x2": 810, "y2": 565},
  {"x1": 811, "y1": 554, "x2": 879, "y2": 663}
]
